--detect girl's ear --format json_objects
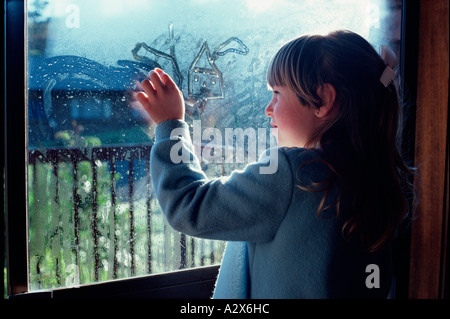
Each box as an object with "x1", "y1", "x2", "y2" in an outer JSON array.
[{"x1": 315, "y1": 83, "x2": 336, "y2": 118}]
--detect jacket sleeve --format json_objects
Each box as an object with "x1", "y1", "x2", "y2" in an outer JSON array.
[{"x1": 150, "y1": 120, "x2": 293, "y2": 243}]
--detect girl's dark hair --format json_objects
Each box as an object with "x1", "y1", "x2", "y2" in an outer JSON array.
[{"x1": 267, "y1": 30, "x2": 415, "y2": 252}]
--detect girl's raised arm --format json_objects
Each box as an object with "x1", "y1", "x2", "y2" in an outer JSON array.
[{"x1": 150, "y1": 120, "x2": 294, "y2": 243}]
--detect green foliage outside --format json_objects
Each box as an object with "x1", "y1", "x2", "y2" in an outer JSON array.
[{"x1": 27, "y1": 156, "x2": 225, "y2": 291}]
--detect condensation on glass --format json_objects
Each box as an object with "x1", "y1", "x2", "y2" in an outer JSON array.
[{"x1": 26, "y1": 0, "x2": 401, "y2": 290}]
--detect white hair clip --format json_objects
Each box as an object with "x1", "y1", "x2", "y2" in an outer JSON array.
[{"x1": 379, "y1": 66, "x2": 396, "y2": 87}]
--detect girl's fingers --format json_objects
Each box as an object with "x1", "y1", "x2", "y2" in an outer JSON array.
[
  {"x1": 155, "y1": 68, "x2": 168, "y2": 85},
  {"x1": 141, "y1": 79, "x2": 156, "y2": 98},
  {"x1": 136, "y1": 68, "x2": 184, "y2": 124},
  {"x1": 149, "y1": 70, "x2": 164, "y2": 93},
  {"x1": 136, "y1": 91, "x2": 150, "y2": 109},
  {"x1": 155, "y1": 68, "x2": 177, "y2": 90}
]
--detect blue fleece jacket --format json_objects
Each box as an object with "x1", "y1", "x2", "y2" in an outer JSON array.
[{"x1": 150, "y1": 120, "x2": 392, "y2": 299}]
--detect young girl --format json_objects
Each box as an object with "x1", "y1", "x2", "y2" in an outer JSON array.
[{"x1": 136, "y1": 30, "x2": 413, "y2": 299}]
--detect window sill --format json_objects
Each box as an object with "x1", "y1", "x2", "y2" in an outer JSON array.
[{"x1": 9, "y1": 265, "x2": 220, "y2": 299}]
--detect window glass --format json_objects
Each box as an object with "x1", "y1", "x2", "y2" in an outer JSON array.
[{"x1": 26, "y1": 0, "x2": 401, "y2": 290}]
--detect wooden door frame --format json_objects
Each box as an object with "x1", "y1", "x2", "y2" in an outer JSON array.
[{"x1": 409, "y1": 0, "x2": 449, "y2": 299}]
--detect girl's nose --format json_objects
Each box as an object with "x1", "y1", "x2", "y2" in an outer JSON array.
[{"x1": 265, "y1": 103, "x2": 273, "y2": 117}]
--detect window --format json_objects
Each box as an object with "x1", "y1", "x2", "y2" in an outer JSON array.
[{"x1": 6, "y1": 0, "x2": 409, "y2": 297}]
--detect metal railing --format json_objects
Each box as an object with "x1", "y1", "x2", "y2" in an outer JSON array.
[{"x1": 27, "y1": 144, "x2": 224, "y2": 290}]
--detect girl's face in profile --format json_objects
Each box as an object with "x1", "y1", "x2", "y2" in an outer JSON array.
[{"x1": 265, "y1": 85, "x2": 319, "y2": 148}]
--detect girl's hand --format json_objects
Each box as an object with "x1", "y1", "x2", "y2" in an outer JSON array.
[{"x1": 136, "y1": 68, "x2": 185, "y2": 124}]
